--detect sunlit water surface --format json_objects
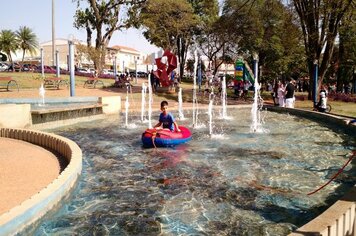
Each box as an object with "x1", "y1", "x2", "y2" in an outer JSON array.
[{"x1": 32, "y1": 108, "x2": 355, "y2": 236}]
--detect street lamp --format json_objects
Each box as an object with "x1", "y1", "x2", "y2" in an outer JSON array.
[
  {"x1": 313, "y1": 59, "x2": 318, "y2": 107},
  {"x1": 55, "y1": 50, "x2": 60, "y2": 78},
  {"x1": 135, "y1": 56, "x2": 138, "y2": 84},
  {"x1": 113, "y1": 56, "x2": 117, "y2": 80},
  {"x1": 52, "y1": 0, "x2": 56, "y2": 66},
  {"x1": 68, "y1": 37, "x2": 75, "y2": 96},
  {"x1": 40, "y1": 48, "x2": 44, "y2": 78}
]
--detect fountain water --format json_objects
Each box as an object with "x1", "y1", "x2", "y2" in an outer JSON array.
[
  {"x1": 39, "y1": 83, "x2": 45, "y2": 106},
  {"x1": 31, "y1": 108, "x2": 356, "y2": 235},
  {"x1": 192, "y1": 50, "x2": 200, "y2": 128},
  {"x1": 220, "y1": 76, "x2": 228, "y2": 119},
  {"x1": 178, "y1": 87, "x2": 185, "y2": 120},
  {"x1": 147, "y1": 74, "x2": 153, "y2": 129},
  {"x1": 124, "y1": 90, "x2": 130, "y2": 127},
  {"x1": 250, "y1": 62, "x2": 268, "y2": 133},
  {"x1": 208, "y1": 92, "x2": 214, "y2": 135},
  {"x1": 141, "y1": 82, "x2": 147, "y2": 122}
]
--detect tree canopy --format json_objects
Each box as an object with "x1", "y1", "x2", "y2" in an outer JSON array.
[
  {"x1": 0, "y1": 30, "x2": 19, "y2": 64},
  {"x1": 73, "y1": 0, "x2": 146, "y2": 71},
  {"x1": 293, "y1": 0, "x2": 354, "y2": 94},
  {"x1": 16, "y1": 26, "x2": 39, "y2": 62},
  {"x1": 131, "y1": 0, "x2": 219, "y2": 81},
  {"x1": 219, "y1": 0, "x2": 305, "y2": 80}
]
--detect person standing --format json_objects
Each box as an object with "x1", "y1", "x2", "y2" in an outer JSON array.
[
  {"x1": 277, "y1": 81, "x2": 285, "y2": 107},
  {"x1": 285, "y1": 79, "x2": 295, "y2": 108},
  {"x1": 315, "y1": 85, "x2": 328, "y2": 112},
  {"x1": 150, "y1": 70, "x2": 156, "y2": 93}
]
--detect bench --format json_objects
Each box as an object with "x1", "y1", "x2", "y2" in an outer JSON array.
[
  {"x1": 83, "y1": 77, "x2": 104, "y2": 88},
  {"x1": 44, "y1": 77, "x2": 68, "y2": 89},
  {"x1": 0, "y1": 77, "x2": 19, "y2": 92}
]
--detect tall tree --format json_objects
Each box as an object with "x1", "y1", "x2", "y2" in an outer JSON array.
[
  {"x1": 130, "y1": 0, "x2": 199, "y2": 81},
  {"x1": 336, "y1": 5, "x2": 356, "y2": 92},
  {"x1": 130, "y1": 0, "x2": 218, "y2": 82},
  {"x1": 74, "y1": 0, "x2": 146, "y2": 72},
  {"x1": 16, "y1": 26, "x2": 39, "y2": 62},
  {"x1": 0, "y1": 30, "x2": 18, "y2": 64},
  {"x1": 220, "y1": 0, "x2": 305, "y2": 80},
  {"x1": 194, "y1": 0, "x2": 225, "y2": 75},
  {"x1": 293, "y1": 0, "x2": 353, "y2": 98}
]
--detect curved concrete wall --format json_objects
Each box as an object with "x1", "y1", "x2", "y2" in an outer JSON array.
[
  {"x1": 264, "y1": 106, "x2": 356, "y2": 236},
  {"x1": 0, "y1": 128, "x2": 82, "y2": 236}
]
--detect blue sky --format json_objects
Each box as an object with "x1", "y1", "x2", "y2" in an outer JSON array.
[{"x1": 0, "y1": 0, "x2": 160, "y2": 54}]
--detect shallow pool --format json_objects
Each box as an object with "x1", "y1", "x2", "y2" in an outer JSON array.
[{"x1": 32, "y1": 107, "x2": 355, "y2": 235}]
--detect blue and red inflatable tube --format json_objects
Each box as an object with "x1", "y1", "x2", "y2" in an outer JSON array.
[{"x1": 142, "y1": 126, "x2": 192, "y2": 148}]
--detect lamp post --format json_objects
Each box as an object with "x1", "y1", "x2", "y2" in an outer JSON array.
[
  {"x1": 55, "y1": 50, "x2": 60, "y2": 78},
  {"x1": 113, "y1": 56, "x2": 117, "y2": 79},
  {"x1": 52, "y1": 0, "x2": 56, "y2": 66},
  {"x1": 40, "y1": 48, "x2": 44, "y2": 78},
  {"x1": 313, "y1": 60, "x2": 318, "y2": 107},
  {"x1": 68, "y1": 39, "x2": 75, "y2": 96},
  {"x1": 135, "y1": 57, "x2": 138, "y2": 84}
]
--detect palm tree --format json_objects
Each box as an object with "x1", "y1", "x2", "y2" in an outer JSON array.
[
  {"x1": 16, "y1": 26, "x2": 38, "y2": 62},
  {"x1": 0, "y1": 30, "x2": 18, "y2": 64}
]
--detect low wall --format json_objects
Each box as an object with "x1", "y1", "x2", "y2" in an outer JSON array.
[
  {"x1": 0, "y1": 96, "x2": 121, "y2": 129},
  {"x1": 99, "y1": 96, "x2": 121, "y2": 114},
  {"x1": 264, "y1": 105, "x2": 356, "y2": 236},
  {"x1": 0, "y1": 104, "x2": 31, "y2": 128},
  {"x1": 0, "y1": 128, "x2": 82, "y2": 236}
]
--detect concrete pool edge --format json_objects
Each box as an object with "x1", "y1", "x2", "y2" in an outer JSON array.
[
  {"x1": 264, "y1": 105, "x2": 356, "y2": 235},
  {"x1": 0, "y1": 128, "x2": 82, "y2": 236}
]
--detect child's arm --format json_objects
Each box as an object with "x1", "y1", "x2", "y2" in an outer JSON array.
[
  {"x1": 174, "y1": 122, "x2": 181, "y2": 132},
  {"x1": 154, "y1": 122, "x2": 162, "y2": 128}
]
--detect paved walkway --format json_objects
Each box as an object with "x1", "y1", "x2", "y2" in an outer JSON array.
[{"x1": 0, "y1": 138, "x2": 60, "y2": 215}]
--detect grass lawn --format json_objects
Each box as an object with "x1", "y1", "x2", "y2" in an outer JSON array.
[
  {"x1": 295, "y1": 100, "x2": 356, "y2": 117},
  {"x1": 1, "y1": 72, "x2": 355, "y2": 118},
  {"x1": 0, "y1": 71, "x2": 115, "y2": 88}
]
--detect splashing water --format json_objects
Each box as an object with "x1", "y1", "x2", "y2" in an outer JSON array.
[
  {"x1": 208, "y1": 92, "x2": 214, "y2": 135},
  {"x1": 125, "y1": 90, "x2": 130, "y2": 127},
  {"x1": 192, "y1": 50, "x2": 199, "y2": 128},
  {"x1": 220, "y1": 76, "x2": 230, "y2": 119},
  {"x1": 141, "y1": 82, "x2": 147, "y2": 122},
  {"x1": 39, "y1": 83, "x2": 45, "y2": 106},
  {"x1": 178, "y1": 87, "x2": 185, "y2": 120},
  {"x1": 147, "y1": 74, "x2": 153, "y2": 129},
  {"x1": 250, "y1": 72, "x2": 268, "y2": 133},
  {"x1": 31, "y1": 108, "x2": 356, "y2": 236}
]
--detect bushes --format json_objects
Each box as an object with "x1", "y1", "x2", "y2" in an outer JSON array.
[{"x1": 329, "y1": 93, "x2": 356, "y2": 103}]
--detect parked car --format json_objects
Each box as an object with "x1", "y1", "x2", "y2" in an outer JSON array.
[
  {"x1": 137, "y1": 71, "x2": 148, "y2": 77},
  {"x1": 6, "y1": 63, "x2": 21, "y2": 72},
  {"x1": 21, "y1": 64, "x2": 37, "y2": 72},
  {"x1": 0, "y1": 62, "x2": 9, "y2": 71},
  {"x1": 35, "y1": 65, "x2": 56, "y2": 74}
]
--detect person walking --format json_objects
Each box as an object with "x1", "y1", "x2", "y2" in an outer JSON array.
[{"x1": 285, "y1": 79, "x2": 295, "y2": 108}]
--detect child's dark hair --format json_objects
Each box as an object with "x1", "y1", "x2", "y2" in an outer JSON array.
[{"x1": 161, "y1": 100, "x2": 168, "y2": 107}]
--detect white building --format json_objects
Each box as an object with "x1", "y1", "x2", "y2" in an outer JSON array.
[{"x1": 38, "y1": 39, "x2": 146, "y2": 72}]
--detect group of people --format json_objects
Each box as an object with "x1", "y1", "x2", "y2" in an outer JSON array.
[
  {"x1": 114, "y1": 72, "x2": 132, "y2": 89},
  {"x1": 274, "y1": 79, "x2": 329, "y2": 112},
  {"x1": 230, "y1": 80, "x2": 252, "y2": 100},
  {"x1": 274, "y1": 79, "x2": 297, "y2": 108}
]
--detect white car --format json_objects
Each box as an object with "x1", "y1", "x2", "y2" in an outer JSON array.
[{"x1": 0, "y1": 62, "x2": 9, "y2": 71}]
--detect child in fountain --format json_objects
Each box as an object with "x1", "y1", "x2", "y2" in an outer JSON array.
[{"x1": 154, "y1": 101, "x2": 181, "y2": 132}]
